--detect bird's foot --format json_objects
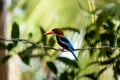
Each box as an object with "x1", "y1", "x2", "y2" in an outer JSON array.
[{"x1": 60, "y1": 48, "x2": 65, "y2": 52}]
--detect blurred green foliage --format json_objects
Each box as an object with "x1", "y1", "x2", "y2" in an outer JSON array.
[{"x1": 0, "y1": 0, "x2": 120, "y2": 80}]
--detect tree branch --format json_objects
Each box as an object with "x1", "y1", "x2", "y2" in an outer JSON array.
[
  {"x1": 0, "y1": 36, "x2": 120, "y2": 51},
  {"x1": 0, "y1": 36, "x2": 40, "y2": 48}
]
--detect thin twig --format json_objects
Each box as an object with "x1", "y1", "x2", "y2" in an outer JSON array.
[
  {"x1": 0, "y1": 36, "x2": 40, "y2": 48},
  {"x1": 43, "y1": 46, "x2": 59, "y2": 51},
  {"x1": 0, "y1": 36, "x2": 120, "y2": 51}
]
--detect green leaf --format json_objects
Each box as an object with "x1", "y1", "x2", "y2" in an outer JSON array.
[
  {"x1": 87, "y1": 61, "x2": 99, "y2": 67},
  {"x1": 61, "y1": 27, "x2": 80, "y2": 33},
  {"x1": 21, "y1": 56, "x2": 30, "y2": 65},
  {"x1": 98, "y1": 67, "x2": 107, "y2": 77},
  {"x1": 87, "y1": 58, "x2": 115, "y2": 67},
  {"x1": 0, "y1": 42, "x2": 6, "y2": 49},
  {"x1": 102, "y1": 19, "x2": 114, "y2": 31},
  {"x1": 19, "y1": 46, "x2": 35, "y2": 57},
  {"x1": 7, "y1": 43, "x2": 14, "y2": 51},
  {"x1": 96, "y1": 3, "x2": 117, "y2": 27},
  {"x1": 69, "y1": 70, "x2": 75, "y2": 79},
  {"x1": 106, "y1": 19, "x2": 114, "y2": 30},
  {"x1": 49, "y1": 37, "x2": 55, "y2": 47},
  {"x1": 117, "y1": 25, "x2": 120, "y2": 32},
  {"x1": 99, "y1": 59, "x2": 114, "y2": 65},
  {"x1": 107, "y1": 33, "x2": 115, "y2": 47},
  {"x1": 11, "y1": 22, "x2": 20, "y2": 39},
  {"x1": 113, "y1": 59, "x2": 120, "y2": 75},
  {"x1": 39, "y1": 27, "x2": 47, "y2": 45},
  {"x1": 60, "y1": 71, "x2": 69, "y2": 80},
  {"x1": 117, "y1": 38, "x2": 120, "y2": 47},
  {"x1": 101, "y1": 33, "x2": 115, "y2": 47},
  {"x1": 98, "y1": 54, "x2": 120, "y2": 66},
  {"x1": 47, "y1": 61, "x2": 57, "y2": 74},
  {"x1": 83, "y1": 73, "x2": 97, "y2": 80},
  {"x1": 11, "y1": 22, "x2": 20, "y2": 46},
  {"x1": 1, "y1": 55, "x2": 11, "y2": 63},
  {"x1": 18, "y1": 45, "x2": 36, "y2": 65},
  {"x1": 28, "y1": 32, "x2": 33, "y2": 39},
  {"x1": 57, "y1": 57, "x2": 79, "y2": 68},
  {"x1": 96, "y1": 11, "x2": 108, "y2": 27}
]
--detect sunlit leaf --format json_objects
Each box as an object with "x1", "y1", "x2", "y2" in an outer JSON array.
[
  {"x1": 117, "y1": 25, "x2": 120, "y2": 30},
  {"x1": 87, "y1": 58, "x2": 115, "y2": 66},
  {"x1": 98, "y1": 67, "x2": 107, "y2": 77},
  {"x1": 88, "y1": 58, "x2": 115, "y2": 66},
  {"x1": 1, "y1": 55, "x2": 11, "y2": 63},
  {"x1": 98, "y1": 53, "x2": 120, "y2": 65},
  {"x1": 99, "y1": 59, "x2": 114, "y2": 65},
  {"x1": 87, "y1": 61, "x2": 99, "y2": 67},
  {"x1": 57, "y1": 57, "x2": 79, "y2": 68},
  {"x1": 47, "y1": 61, "x2": 57, "y2": 74}
]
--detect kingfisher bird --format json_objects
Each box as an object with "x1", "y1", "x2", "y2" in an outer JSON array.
[{"x1": 44, "y1": 28, "x2": 78, "y2": 60}]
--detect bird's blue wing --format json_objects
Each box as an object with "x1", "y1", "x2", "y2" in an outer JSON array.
[
  {"x1": 58, "y1": 37, "x2": 78, "y2": 60},
  {"x1": 58, "y1": 36, "x2": 74, "y2": 51}
]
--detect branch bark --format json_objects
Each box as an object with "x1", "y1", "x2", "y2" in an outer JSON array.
[{"x1": 0, "y1": 36, "x2": 120, "y2": 51}]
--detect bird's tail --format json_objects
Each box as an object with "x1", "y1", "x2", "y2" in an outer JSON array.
[{"x1": 69, "y1": 50, "x2": 78, "y2": 61}]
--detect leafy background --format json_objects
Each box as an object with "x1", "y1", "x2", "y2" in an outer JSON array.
[{"x1": 0, "y1": 0, "x2": 120, "y2": 80}]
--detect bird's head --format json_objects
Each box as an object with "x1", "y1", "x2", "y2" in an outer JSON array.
[{"x1": 44, "y1": 28, "x2": 64, "y2": 37}]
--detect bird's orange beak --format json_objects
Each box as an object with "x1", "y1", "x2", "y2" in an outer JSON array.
[{"x1": 44, "y1": 31, "x2": 54, "y2": 35}]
